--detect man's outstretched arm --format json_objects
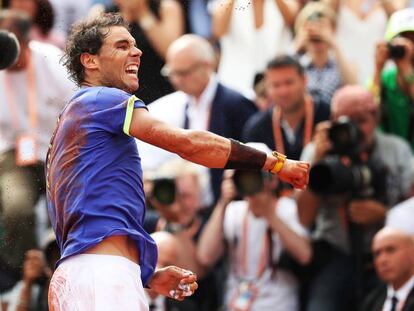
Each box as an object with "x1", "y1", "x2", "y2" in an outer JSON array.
[{"x1": 130, "y1": 108, "x2": 309, "y2": 189}]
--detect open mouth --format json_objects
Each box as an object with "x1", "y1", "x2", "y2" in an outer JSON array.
[{"x1": 125, "y1": 65, "x2": 138, "y2": 76}]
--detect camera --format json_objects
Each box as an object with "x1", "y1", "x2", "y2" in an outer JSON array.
[
  {"x1": 232, "y1": 170, "x2": 284, "y2": 197},
  {"x1": 387, "y1": 42, "x2": 406, "y2": 60},
  {"x1": 233, "y1": 170, "x2": 265, "y2": 197},
  {"x1": 152, "y1": 178, "x2": 176, "y2": 205},
  {"x1": 309, "y1": 118, "x2": 387, "y2": 200},
  {"x1": 328, "y1": 116, "x2": 364, "y2": 156}
]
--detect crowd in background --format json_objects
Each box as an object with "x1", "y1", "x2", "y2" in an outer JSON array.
[{"x1": 1, "y1": 0, "x2": 414, "y2": 310}]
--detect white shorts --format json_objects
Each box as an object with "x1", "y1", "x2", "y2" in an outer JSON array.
[{"x1": 48, "y1": 254, "x2": 149, "y2": 311}]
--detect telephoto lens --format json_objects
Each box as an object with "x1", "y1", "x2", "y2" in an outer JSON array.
[
  {"x1": 152, "y1": 178, "x2": 176, "y2": 205},
  {"x1": 233, "y1": 170, "x2": 265, "y2": 197},
  {"x1": 0, "y1": 30, "x2": 20, "y2": 70}
]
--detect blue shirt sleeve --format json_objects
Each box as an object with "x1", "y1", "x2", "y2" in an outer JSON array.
[{"x1": 92, "y1": 87, "x2": 147, "y2": 135}]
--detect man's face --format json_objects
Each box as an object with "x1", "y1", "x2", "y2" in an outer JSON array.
[
  {"x1": 165, "y1": 49, "x2": 210, "y2": 97},
  {"x1": 373, "y1": 234, "x2": 414, "y2": 287},
  {"x1": 176, "y1": 174, "x2": 200, "y2": 225},
  {"x1": 93, "y1": 26, "x2": 142, "y2": 93},
  {"x1": 265, "y1": 66, "x2": 306, "y2": 113}
]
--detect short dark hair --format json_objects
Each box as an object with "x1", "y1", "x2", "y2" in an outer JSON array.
[
  {"x1": 62, "y1": 13, "x2": 129, "y2": 86},
  {"x1": 266, "y1": 55, "x2": 304, "y2": 76},
  {"x1": 34, "y1": 0, "x2": 55, "y2": 36}
]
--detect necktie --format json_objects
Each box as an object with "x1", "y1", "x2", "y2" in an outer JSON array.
[
  {"x1": 390, "y1": 295, "x2": 399, "y2": 311},
  {"x1": 183, "y1": 102, "x2": 190, "y2": 129},
  {"x1": 149, "y1": 302, "x2": 156, "y2": 311}
]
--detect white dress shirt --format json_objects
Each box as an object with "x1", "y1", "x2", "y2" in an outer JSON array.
[{"x1": 383, "y1": 275, "x2": 414, "y2": 311}]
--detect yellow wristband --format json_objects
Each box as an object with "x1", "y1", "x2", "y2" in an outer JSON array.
[{"x1": 269, "y1": 151, "x2": 286, "y2": 174}]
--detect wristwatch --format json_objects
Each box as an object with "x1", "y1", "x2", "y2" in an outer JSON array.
[{"x1": 269, "y1": 151, "x2": 286, "y2": 174}]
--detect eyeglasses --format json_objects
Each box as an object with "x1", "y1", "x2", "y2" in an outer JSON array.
[{"x1": 161, "y1": 62, "x2": 204, "y2": 78}]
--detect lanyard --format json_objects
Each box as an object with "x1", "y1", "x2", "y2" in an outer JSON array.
[
  {"x1": 4, "y1": 49, "x2": 38, "y2": 131},
  {"x1": 238, "y1": 207, "x2": 273, "y2": 280},
  {"x1": 272, "y1": 96, "x2": 314, "y2": 155}
]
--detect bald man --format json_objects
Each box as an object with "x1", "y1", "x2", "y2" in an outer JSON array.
[
  {"x1": 361, "y1": 227, "x2": 414, "y2": 311},
  {"x1": 137, "y1": 34, "x2": 257, "y2": 204}
]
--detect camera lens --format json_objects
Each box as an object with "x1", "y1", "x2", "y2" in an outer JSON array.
[
  {"x1": 233, "y1": 170, "x2": 264, "y2": 196},
  {"x1": 387, "y1": 42, "x2": 406, "y2": 60},
  {"x1": 152, "y1": 178, "x2": 176, "y2": 205}
]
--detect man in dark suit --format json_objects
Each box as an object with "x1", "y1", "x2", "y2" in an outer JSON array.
[
  {"x1": 138, "y1": 34, "x2": 257, "y2": 204},
  {"x1": 361, "y1": 227, "x2": 414, "y2": 311}
]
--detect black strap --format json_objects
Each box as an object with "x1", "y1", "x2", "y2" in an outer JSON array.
[{"x1": 224, "y1": 139, "x2": 267, "y2": 170}]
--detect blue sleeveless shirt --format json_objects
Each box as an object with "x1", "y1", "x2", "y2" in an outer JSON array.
[{"x1": 46, "y1": 86, "x2": 157, "y2": 285}]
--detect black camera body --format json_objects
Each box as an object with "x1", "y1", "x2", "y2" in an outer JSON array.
[
  {"x1": 309, "y1": 118, "x2": 387, "y2": 201},
  {"x1": 232, "y1": 170, "x2": 284, "y2": 198},
  {"x1": 387, "y1": 42, "x2": 406, "y2": 60}
]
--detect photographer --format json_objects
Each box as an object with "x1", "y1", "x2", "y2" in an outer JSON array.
[
  {"x1": 372, "y1": 8, "x2": 414, "y2": 150},
  {"x1": 197, "y1": 143, "x2": 311, "y2": 311},
  {"x1": 146, "y1": 159, "x2": 220, "y2": 311},
  {"x1": 1, "y1": 231, "x2": 60, "y2": 311},
  {"x1": 297, "y1": 85, "x2": 412, "y2": 311}
]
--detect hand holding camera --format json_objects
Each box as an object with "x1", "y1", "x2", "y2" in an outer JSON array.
[
  {"x1": 23, "y1": 249, "x2": 51, "y2": 286},
  {"x1": 219, "y1": 171, "x2": 237, "y2": 205},
  {"x1": 375, "y1": 38, "x2": 414, "y2": 72},
  {"x1": 388, "y1": 37, "x2": 414, "y2": 69},
  {"x1": 312, "y1": 121, "x2": 333, "y2": 162},
  {"x1": 305, "y1": 16, "x2": 335, "y2": 47},
  {"x1": 348, "y1": 199, "x2": 387, "y2": 225}
]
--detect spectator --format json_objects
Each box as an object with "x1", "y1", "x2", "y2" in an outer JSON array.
[
  {"x1": 297, "y1": 85, "x2": 413, "y2": 311},
  {"x1": 105, "y1": 0, "x2": 184, "y2": 104},
  {"x1": 293, "y1": 1, "x2": 357, "y2": 104},
  {"x1": 211, "y1": 0, "x2": 299, "y2": 95},
  {"x1": 361, "y1": 227, "x2": 414, "y2": 311},
  {"x1": 325, "y1": 0, "x2": 406, "y2": 84},
  {"x1": 242, "y1": 55, "x2": 330, "y2": 161},
  {"x1": 138, "y1": 34, "x2": 257, "y2": 203},
  {"x1": 0, "y1": 9, "x2": 75, "y2": 293},
  {"x1": 147, "y1": 159, "x2": 221, "y2": 311},
  {"x1": 197, "y1": 143, "x2": 311, "y2": 311},
  {"x1": 8, "y1": 0, "x2": 65, "y2": 49},
  {"x1": 372, "y1": 8, "x2": 414, "y2": 151},
  {"x1": 252, "y1": 74, "x2": 273, "y2": 112},
  {"x1": 1, "y1": 231, "x2": 60, "y2": 311}
]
